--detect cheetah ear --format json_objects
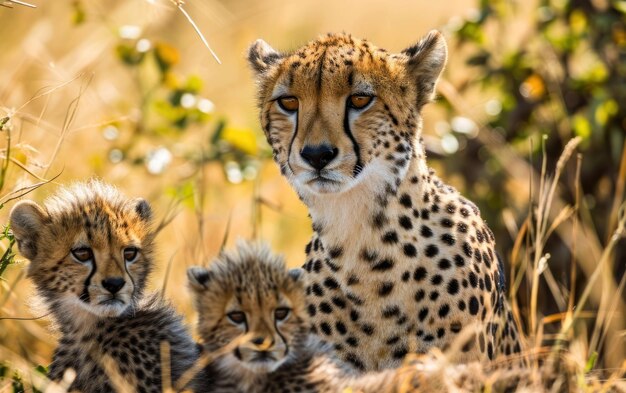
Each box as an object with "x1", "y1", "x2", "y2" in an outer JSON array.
[
  {"x1": 247, "y1": 39, "x2": 283, "y2": 75},
  {"x1": 288, "y1": 268, "x2": 304, "y2": 283},
  {"x1": 9, "y1": 200, "x2": 48, "y2": 260},
  {"x1": 187, "y1": 266, "x2": 212, "y2": 292},
  {"x1": 402, "y1": 30, "x2": 448, "y2": 109},
  {"x1": 287, "y1": 268, "x2": 305, "y2": 289},
  {"x1": 133, "y1": 198, "x2": 152, "y2": 223}
]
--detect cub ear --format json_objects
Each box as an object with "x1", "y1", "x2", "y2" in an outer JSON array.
[
  {"x1": 187, "y1": 266, "x2": 212, "y2": 292},
  {"x1": 247, "y1": 39, "x2": 283, "y2": 75},
  {"x1": 133, "y1": 198, "x2": 152, "y2": 223},
  {"x1": 288, "y1": 268, "x2": 304, "y2": 283},
  {"x1": 401, "y1": 30, "x2": 448, "y2": 109},
  {"x1": 287, "y1": 268, "x2": 306, "y2": 289},
  {"x1": 9, "y1": 200, "x2": 48, "y2": 260}
]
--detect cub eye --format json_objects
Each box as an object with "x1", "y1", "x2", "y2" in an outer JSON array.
[
  {"x1": 71, "y1": 247, "x2": 93, "y2": 263},
  {"x1": 274, "y1": 307, "x2": 291, "y2": 321},
  {"x1": 348, "y1": 94, "x2": 373, "y2": 109},
  {"x1": 123, "y1": 247, "x2": 139, "y2": 263},
  {"x1": 227, "y1": 311, "x2": 246, "y2": 324},
  {"x1": 277, "y1": 96, "x2": 299, "y2": 112}
]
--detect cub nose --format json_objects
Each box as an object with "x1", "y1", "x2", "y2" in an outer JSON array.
[
  {"x1": 300, "y1": 144, "x2": 338, "y2": 171},
  {"x1": 102, "y1": 277, "x2": 126, "y2": 294},
  {"x1": 251, "y1": 336, "x2": 274, "y2": 347}
]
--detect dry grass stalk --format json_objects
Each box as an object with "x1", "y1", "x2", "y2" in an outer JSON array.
[
  {"x1": 1, "y1": 0, "x2": 36, "y2": 9},
  {"x1": 168, "y1": 0, "x2": 222, "y2": 64}
]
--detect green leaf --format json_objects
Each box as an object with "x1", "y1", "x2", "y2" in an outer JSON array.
[
  {"x1": 0, "y1": 225, "x2": 16, "y2": 278},
  {"x1": 71, "y1": 0, "x2": 86, "y2": 25},
  {"x1": 466, "y1": 50, "x2": 490, "y2": 66},
  {"x1": 573, "y1": 114, "x2": 592, "y2": 140},
  {"x1": 115, "y1": 43, "x2": 145, "y2": 66},
  {"x1": 184, "y1": 75, "x2": 203, "y2": 93},
  {"x1": 594, "y1": 99, "x2": 618, "y2": 126},
  {"x1": 613, "y1": 0, "x2": 626, "y2": 14},
  {"x1": 584, "y1": 351, "x2": 598, "y2": 372}
]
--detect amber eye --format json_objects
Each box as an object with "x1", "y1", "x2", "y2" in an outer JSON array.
[
  {"x1": 71, "y1": 247, "x2": 93, "y2": 263},
  {"x1": 227, "y1": 311, "x2": 246, "y2": 324},
  {"x1": 348, "y1": 95, "x2": 373, "y2": 109},
  {"x1": 277, "y1": 96, "x2": 299, "y2": 112},
  {"x1": 274, "y1": 307, "x2": 291, "y2": 321},
  {"x1": 123, "y1": 247, "x2": 139, "y2": 263}
]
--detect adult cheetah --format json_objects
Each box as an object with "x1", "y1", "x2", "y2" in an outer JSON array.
[
  {"x1": 247, "y1": 31, "x2": 523, "y2": 371},
  {"x1": 9, "y1": 181, "x2": 203, "y2": 393}
]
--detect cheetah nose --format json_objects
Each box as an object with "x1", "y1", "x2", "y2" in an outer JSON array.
[
  {"x1": 251, "y1": 336, "x2": 274, "y2": 348},
  {"x1": 102, "y1": 277, "x2": 126, "y2": 294},
  {"x1": 300, "y1": 144, "x2": 338, "y2": 171}
]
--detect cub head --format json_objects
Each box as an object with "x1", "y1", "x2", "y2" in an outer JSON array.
[
  {"x1": 188, "y1": 241, "x2": 307, "y2": 374},
  {"x1": 247, "y1": 31, "x2": 447, "y2": 198},
  {"x1": 9, "y1": 180, "x2": 155, "y2": 318}
]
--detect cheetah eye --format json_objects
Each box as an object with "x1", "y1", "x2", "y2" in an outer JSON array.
[
  {"x1": 277, "y1": 96, "x2": 299, "y2": 112},
  {"x1": 123, "y1": 247, "x2": 139, "y2": 263},
  {"x1": 227, "y1": 311, "x2": 246, "y2": 325},
  {"x1": 274, "y1": 308, "x2": 291, "y2": 321},
  {"x1": 348, "y1": 94, "x2": 373, "y2": 109},
  {"x1": 71, "y1": 247, "x2": 93, "y2": 263}
]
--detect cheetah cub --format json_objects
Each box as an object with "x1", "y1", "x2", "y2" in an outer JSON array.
[
  {"x1": 248, "y1": 31, "x2": 523, "y2": 370},
  {"x1": 10, "y1": 181, "x2": 201, "y2": 393},
  {"x1": 188, "y1": 241, "x2": 423, "y2": 393}
]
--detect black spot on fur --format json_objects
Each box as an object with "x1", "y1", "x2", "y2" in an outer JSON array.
[
  {"x1": 399, "y1": 194, "x2": 412, "y2": 208},
  {"x1": 441, "y1": 233, "x2": 455, "y2": 246},
  {"x1": 447, "y1": 279, "x2": 460, "y2": 295},
  {"x1": 323, "y1": 277, "x2": 339, "y2": 289},
  {"x1": 378, "y1": 282, "x2": 394, "y2": 296},
  {"x1": 398, "y1": 215, "x2": 413, "y2": 230},
  {"x1": 413, "y1": 267, "x2": 427, "y2": 281},
  {"x1": 372, "y1": 259, "x2": 394, "y2": 271},
  {"x1": 438, "y1": 304, "x2": 450, "y2": 318},
  {"x1": 425, "y1": 244, "x2": 439, "y2": 257},
  {"x1": 438, "y1": 258, "x2": 451, "y2": 269},
  {"x1": 420, "y1": 225, "x2": 433, "y2": 238},
  {"x1": 382, "y1": 231, "x2": 399, "y2": 244},
  {"x1": 469, "y1": 296, "x2": 479, "y2": 315},
  {"x1": 382, "y1": 306, "x2": 401, "y2": 318},
  {"x1": 329, "y1": 247, "x2": 343, "y2": 258},
  {"x1": 403, "y1": 243, "x2": 417, "y2": 257}
]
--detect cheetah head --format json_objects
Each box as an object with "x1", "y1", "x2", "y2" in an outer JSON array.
[
  {"x1": 248, "y1": 31, "x2": 447, "y2": 198},
  {"x1": 9, "y1": 180, "x2": 155, "y2": 318},
  {"x1": 188, "y1": 241, "x2": 308, "y2": 375}
]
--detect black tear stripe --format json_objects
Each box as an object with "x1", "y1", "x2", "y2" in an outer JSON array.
[
  {"x1": 274, "y1": 318, "x2": 289, "y2": 358},
  {"x1": 122, "y1": 255, "x2": 137, "y2": 300},
  {"x1": 81, "y1": 260, "x2": 97, "y2": 303},
  {"x1": 343, "y1": 104, "x2": 363, "y2": 177},
  {"x1": 286, "y1": 112, "x2": 300, "y2": 175}
]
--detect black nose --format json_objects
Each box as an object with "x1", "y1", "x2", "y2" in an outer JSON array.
[
  {"x1": 251, "y1": 336, "x2": 274, "y2": 346},
  {"x1": 102, "y1": 277, "x2": 126, "y2": 294},
  {"x1": 300, "y1": 144, "x2": 338, "y2": 170}
]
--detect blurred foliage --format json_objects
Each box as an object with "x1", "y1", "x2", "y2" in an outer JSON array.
[
  {"x1": 104, "y1": 26, "x2": 268, "y2": 184},
  {"x1": 0, "y1": 225, "x2": 16, "y2": 279},
  {"x1": 0, "y1": 118, "x2": 17, "y2": 282},
  {"x1": 438, "y1": 0, "x2": 625, "y2": 334},
  {"x1": 0, "y1": 362, "x2": 46, "y2": 393}
]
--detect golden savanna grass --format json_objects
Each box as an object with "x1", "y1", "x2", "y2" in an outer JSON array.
[{"x1": 0, "y1": 1, "x2": 624, "y2": 391}]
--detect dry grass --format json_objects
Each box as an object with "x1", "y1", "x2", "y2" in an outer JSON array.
[{"x1": 0, "y1": 1, "x2": 624, "y2": 392}]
